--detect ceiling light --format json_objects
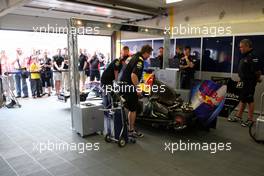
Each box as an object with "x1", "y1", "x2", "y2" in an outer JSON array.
[
  {"x1": 166, "y1": 0, "x2": 183, "y2": 4},
  {"x1": 145, "y1": 28, "x2": 149, "y2": 32},
  {"x1": 107, "y1": 23, "x2": 112, "y2": 28},
  {"x1": 76, "y1": 20, "x2": 82, "y2": 25}
]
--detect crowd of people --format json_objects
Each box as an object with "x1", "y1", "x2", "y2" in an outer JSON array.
[
  {"x1": 0, "y1": 43, "x2": 198, "y2": 108},
  {"x1": 0, "y1": 47, "x2": 108, "y2": 107}
]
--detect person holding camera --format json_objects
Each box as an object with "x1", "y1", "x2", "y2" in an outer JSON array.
[
  {"x1": 89, "y1": 51, "x2": 104, "y2": 82},
  {"x1": 53, "y1": 49, "x2": 64, "y2": 95},
  {"x1": 40, "y1": 52, "x2": 52, "y2": 96}
]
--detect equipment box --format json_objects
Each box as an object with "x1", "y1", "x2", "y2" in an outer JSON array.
[
  {"x1": 255, "y1": 116, "x2": 264, "y2": 141},
  {"x1": 155, "y1": 68, "x2": 180, "y2": 89},
  {"x1": 72, "y1": 101, "x2": 104, "y2": 137},
  {"x1": 250, "y1": 92, "x2": 264, "y2": 142}
]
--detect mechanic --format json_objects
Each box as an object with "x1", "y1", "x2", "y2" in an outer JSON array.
[
  {"x1": 156, "y1": 47, "x2": 163, "y2": 69},
  {"x1": 101, "y1": 46, "x2": 130, "y2": 88},
  {"x1": 179, "y1": 46, "x2": 195, "y2": 89},
  {"x1": 101, "y1": 46, "x2": 130, "y2": 114},
  {"x1": 120, "y1": 45, "x2": 153, "y2": 138},
  {"x1": 228, "y1": 39, "x2": 262, "y2": 127}
]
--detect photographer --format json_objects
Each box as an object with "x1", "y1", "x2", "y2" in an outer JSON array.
[
  {"x1": 40, "y1": 52, "x2": 52, "y2": 96},
  {"x1": 89, "y1": 51, "x2": 104, "y2": 82},
  {"x1": 53, "y1": 49, "x2": 64, "y2": 95}
]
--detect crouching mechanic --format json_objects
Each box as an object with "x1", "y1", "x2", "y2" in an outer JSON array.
[
  {"x1": 120, "y1": 45, "x2": 153, "y2": 138},
  {"x1": 101, "y1": 46, "x2": 130, "y2": 111}
]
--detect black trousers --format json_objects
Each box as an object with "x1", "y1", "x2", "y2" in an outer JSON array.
[
  {"x1": 90, "y1": 70, "x2": 100, "y2": 81},
  {"x1": 180, "y1": 73, "x2": 194, "y2": 89},
  {"x1": 239, "y1": 80, "x2": 257, "y2": 103}
]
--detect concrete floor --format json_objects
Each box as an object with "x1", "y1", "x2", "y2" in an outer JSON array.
[{"x1": 0, "y1": 96, "x2": 264, "y2": 176}]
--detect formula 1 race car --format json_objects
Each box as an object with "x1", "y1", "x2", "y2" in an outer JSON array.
[
  {"x1": 137, "y1": 74, "x2": 196, "y2": 130},
  {"x1": 136, "y1": 74, "x2": 227, "y2": 131}
]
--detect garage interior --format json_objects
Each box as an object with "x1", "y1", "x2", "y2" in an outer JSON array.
[{"x1": 0, "y1": 0, "x2": 264, "y2": 176}]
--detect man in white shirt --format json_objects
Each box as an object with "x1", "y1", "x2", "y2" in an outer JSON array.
[{"x1": 11, "y1": 48, "x2": 29, "y2": 98}]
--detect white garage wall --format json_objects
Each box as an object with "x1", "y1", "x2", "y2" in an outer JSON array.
[
  {"x1": 123, "y1": 0, "x2": 264, "y2": 39},
  {"x1": 121, "y1": 0, "x2": 264, "y2": 113}
]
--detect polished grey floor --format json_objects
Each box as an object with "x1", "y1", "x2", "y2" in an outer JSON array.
[{"x1": 0, "y1": 96, "x2": 264, "y2": 176}]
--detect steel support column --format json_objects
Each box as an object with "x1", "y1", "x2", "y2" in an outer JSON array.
[{"x1": 68, "y1": 18, "x2": 79, "y2": 129}]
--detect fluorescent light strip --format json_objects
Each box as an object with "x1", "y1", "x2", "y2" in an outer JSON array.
[{"x1": 166, "y1": 0, "x2": 183, "y2": 4}]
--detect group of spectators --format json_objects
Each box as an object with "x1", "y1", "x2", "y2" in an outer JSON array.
[
  {"x1": 78, "y1": 49, "x2": 107, "y2": 90},
  {"x1": 0, "y1": 48, "x2": 108, "y2": 106},
  {"x1": 0, "y1": 48, "x2": 69, "y2": 99}
]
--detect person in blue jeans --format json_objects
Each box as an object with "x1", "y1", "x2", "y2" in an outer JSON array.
[
  {"x1": 14, "y1": 73, "x2": 28, "y2": 98},
  {"x1": 11, "y1": 49, "x2": 29, "y2": 98}
]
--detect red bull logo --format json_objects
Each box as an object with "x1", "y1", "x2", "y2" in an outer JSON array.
[
  {"x1": 197, "y1": 81, "x2": 226, "y2": 109},
  {"x1": 199, "y1": 92, "x2": 224, "y2": 107}
]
